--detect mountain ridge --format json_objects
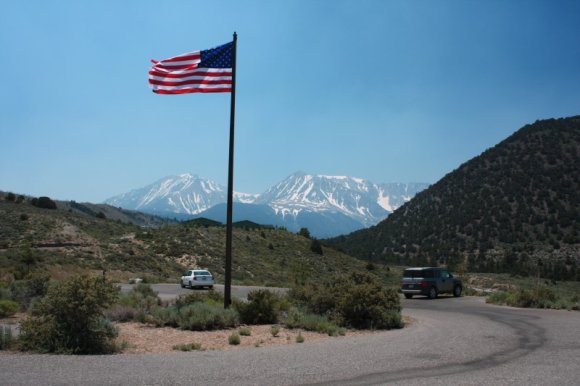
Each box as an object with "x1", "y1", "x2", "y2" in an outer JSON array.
[
  {"x1": 105, "y1": 172, "x2": 428, "y2": 237},
  {"x1": 328, "y1": 116, "x2": 580, "y2": 280}
]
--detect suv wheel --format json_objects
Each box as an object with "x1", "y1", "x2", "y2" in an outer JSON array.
[
  {"x1": 404, "y1": 294, "x2": 413, "y2": 299},
  {"x1": 180, "y1": 281, "x2": 185, "y2": 288},
  {"x1": 189, "y1": 281, "x2": 193, "y2": 289},
  {"x1": 453, "y1": 285, "x2": 462, "y2": 297},
  {"x1": 428, "y1": 287, "x2": 438, "y2": 299}
]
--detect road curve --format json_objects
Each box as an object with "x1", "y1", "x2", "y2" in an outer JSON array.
[{"x1": 1, "y1": 295, "x2": 579, "y2": 385}]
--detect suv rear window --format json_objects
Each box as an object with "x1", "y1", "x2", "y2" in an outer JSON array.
[
  {"x1": 403, "y1": 269, "x2": 434, "y2": 278},
  {"x1": 194, "y1": 271, "x2": 211, "y2": 276}
]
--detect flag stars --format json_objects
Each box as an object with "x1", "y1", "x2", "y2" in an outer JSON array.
[{"x1": 200, "y1": 42, "x2": 233, "y2": 68}]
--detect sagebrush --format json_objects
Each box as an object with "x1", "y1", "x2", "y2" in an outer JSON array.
[
  {"x1": 290, "y1": 271, "x2": 402, "y2": 329},
  {"x1": 18, "y1": 275, "x2": 119, "y2": 354}
]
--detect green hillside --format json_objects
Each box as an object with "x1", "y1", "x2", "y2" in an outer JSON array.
[
  {"x1": 0, "y1": 193, "x2": 393, "y2": 286},
  {"x1": 329, "y1": 116, "x2": 580, "y2": 281}
]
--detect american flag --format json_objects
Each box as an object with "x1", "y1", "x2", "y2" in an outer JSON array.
[{"x1": 148, "y1": 41, "x2": 233, "y2": 94}]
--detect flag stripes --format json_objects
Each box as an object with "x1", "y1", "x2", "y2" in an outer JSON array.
[{"x1": 149, "y1": 42, "x2": 233, "y2": 94}]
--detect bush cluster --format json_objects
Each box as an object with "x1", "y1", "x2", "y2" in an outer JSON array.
[
  {"x1": 106, "y1": 283, "x2": 160, "y2": 323},
  {"x1": 0, "y1": 300, "x2": 18, "y2": 317},
  {"x1": 8, "y1": 271, "x2": 50, "y2": 311},
  {"x1": 283, "y1": 307, "x2": 345, "y2": 336},
  {"x1": 290, "y1": 271, "x2": 402, "y2": 330},
  {"x1": 233, "y1": 289, "x2": 289, "y2": 325},
  {"x1": 173, "y1": 342, "x2": 203, "y2": 351},
  {"x1": 228, "y1": 333, "x2": 241, "y2": 345},
  {"x1": 173, "y1": 303, "x2": 239, "y2": 331},
  {"x1": 149, "y1": 291, "x2": 238, "y2": 331},
  {"x1": 176, "y1": 290, "x2": 224, "y2": 307},
  {"x1": 31, "y1": 196, "x2": 57, "y2": 210},
  {"x1": 487, "y1": 286, "x2": 573, "y2": 309},
  {"x1": 18, "y1": 276, "x2": 119, "y2": 354}
]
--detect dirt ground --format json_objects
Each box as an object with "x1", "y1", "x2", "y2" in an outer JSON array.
[
  {"x1": 2, "y1": 315, "x2": 410, "y2": 354},
  {"x1": 115, "y1": 322, "x2": 374, "y2": 353}
]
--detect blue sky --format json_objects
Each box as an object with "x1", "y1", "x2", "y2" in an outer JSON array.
[{"x1": 1, "y1": 1, "x2": 579, "y2": 202}]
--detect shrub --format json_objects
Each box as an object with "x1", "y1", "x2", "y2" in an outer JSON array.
[
  {"x1": 239, "y1": 327, "x2": 252, "y2": 336},
  {"x1": 310, "y1": 239, "x2": 323, "y2": 255},
  {"x1": 234, "y1": 289, "x2": 288, "y2": 325},
  {"x1": 301, "y1": 314, "x2": 336, "y2": 334},
  {"x1": 488, "y1": 286, "x2": 560, "y2": 309},
  {"x1": 228, "y1": 333, "x2": 241, "y2": 345},
  {"x1": 283, "y1": 308, "x2": 342, "y2": 335},
  {"x1": 31, "y1": 196, "x2": 57, "y2": 210},
  {"x1": 173, "y1": 342, "x2": 203, "y2": 351},
  {"x1": 283, "y1": 307, "x2": 305, "y2": 329},
  {"x1": 132, "y1": 283, "x2": 158, "y2": 298},
  {"x1": 9, "y1": 271, "x2": 50, "y2": 311},
  {"x1": 119, "y1": 284, "x2": 159, "y2": 309},
  {"x1": 336, "y1": 279, "x2": 402, "y2": 329},
  {"x1": 149, "y1": 306, "x2": 179, "y2": 327},
  {"x1": 298, "y1": 228, "x2": 311, "y2": 239},
  {"x1": 105, "y1": 304, "x2": 139, "y2": 322},
  {"x1": 270, "y1": 325, "x2": 280, "y2": 337},
  {"x1": 149, "y1": 296, "x2": 238, "y2": 331},
  {"x1": 175, "y1": 303, "x2": 238, "y2": 331},
  {"x1": 290, "y1": 271, "x2": 402, "y2": 330},
  {"x1": 0, "y1": 300, "x2": 19, "y2": 317},
  {"x1": 176, "y1": 290, "x2": 223, "y2": 308},
  {"x1": 0, "y1": 286, "x2": 11, "y2": 301},
  {"x1": 296, "y1": 333, "x2": 304, "y2": 343},
  {"x1": 18, "y1": 276, "x2": 119, "y2": 354},
  {"x1": 107, "y1": 283, "x2": 159, "y2": 323}
]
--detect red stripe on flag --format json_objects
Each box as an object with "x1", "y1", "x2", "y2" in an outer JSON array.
[
  {"x1": 153, "y1": 87, "x2": 232, "y2": 94},
  {"x1": 149, "y1": 79, "x2": 232, "y2": 87},
  {"x1": 148, "y1": 69, "x2": 232, "y2": 78}
]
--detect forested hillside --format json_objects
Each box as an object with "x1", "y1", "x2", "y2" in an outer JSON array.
[{"x1": 329, "y1": 116, "x2": 580, "y2": 280}]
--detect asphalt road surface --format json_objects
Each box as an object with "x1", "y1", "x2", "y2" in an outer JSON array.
[{"x1": 2, "y1": 292, "x2": 579, "y2": 385}]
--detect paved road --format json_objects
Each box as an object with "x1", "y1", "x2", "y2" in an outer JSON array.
[{"x1": 2, "y1": 294, "x2": 579, "y2": 385}]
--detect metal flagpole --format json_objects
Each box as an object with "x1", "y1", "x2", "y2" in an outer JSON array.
[{"x1": 224, "y1": 32, "x2": 237, "y2": 308}]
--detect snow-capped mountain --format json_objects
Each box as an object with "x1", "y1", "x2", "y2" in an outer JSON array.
[
  {"x1": 105, "y1": 173, "x2": 252, "y2": 218},
  {"x1": 104, "y1": 172, "x2": 428, "y2": 237},
  {"x1": 255, "y1": 172, "x2": 386, "y2": 227}
]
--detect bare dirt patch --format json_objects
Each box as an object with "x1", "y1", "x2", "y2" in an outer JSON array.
[{"x1": 115, "y1": 322, "x2": 374, "y2": 354}]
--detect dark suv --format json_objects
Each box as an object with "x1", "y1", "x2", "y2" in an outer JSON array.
[{"x1": 401, "y1": 267, "x2": 462, "y2": 299}]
